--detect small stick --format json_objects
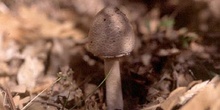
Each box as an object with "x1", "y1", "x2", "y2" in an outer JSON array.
[{"x1": 21, "y1": 77, "x2": 62, "y2": 110}]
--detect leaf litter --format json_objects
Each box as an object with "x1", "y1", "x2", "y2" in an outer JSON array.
[{"x1": 0, "y1": 0, "x2": 220, "y2": 110}]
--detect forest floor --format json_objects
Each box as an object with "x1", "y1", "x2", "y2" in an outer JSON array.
[{"x1": 0, "y1": 0, "x2": 220, "y2": 110}]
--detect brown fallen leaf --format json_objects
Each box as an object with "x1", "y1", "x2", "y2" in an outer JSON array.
[
  {"x1": 211, "y1": 100, "x2": 220, "y2": 110},
  {"x1": 17, "y1": 57, "x2": 44, "y2": 90},
  {"x1": 208, "y1": 0, "x2": 220, "y2": 19},
  {"x1": 13, "y1": 95, "x2": 30, "y2": 109},
  {"x1": 10, "y1": 85, "x2": 27, "y2": 94},
  {"x1": 157, "y1": 48, "x2": 180, "y2": 56},
  {"x1": 0, "y1": 5, "x2": 85, "y2": 44},
  {"x1": 179, "y1": 80, "x2": 209, "y2": 105},
  {"x1": 160, "y1": 87, "x2": 187, "y2": 110},
  {"x1": 18, "y1": 6, "x2": 85, "y2": 40},
  {"x1": 180, "y1": 76, "x2": 220, "y2": 110},
  {"x1": 160, "y1": 77, "x2": 218, "y2": 110},
  {"x1": 31, "y1": 76, "x2": 56, "y2": 93}
]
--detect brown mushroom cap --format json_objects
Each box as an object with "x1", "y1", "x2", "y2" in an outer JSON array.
[{"x1": 87, "y1": 6, "x2": 135, "y2": 58}]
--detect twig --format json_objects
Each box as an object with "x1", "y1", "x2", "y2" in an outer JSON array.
[
  {"x1": 21, "y1": 77, "x2": 62, "y2": 110},
  {"x1": 33, "y1": 100, "x2": 62, "y2": 109},
  {"x1": 0, "y1": 85, "x2": 16, "y2": 110},
  {"x1": 4, "y1": 87, "x2": 16, "y2": 110}
]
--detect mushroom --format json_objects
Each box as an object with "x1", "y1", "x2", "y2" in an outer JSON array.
[{"x1": 87, "y1": 6, "x2": 135, "y2": 110}]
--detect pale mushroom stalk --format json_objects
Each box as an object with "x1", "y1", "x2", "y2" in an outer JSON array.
[{"x1": 105, "y1": 58, "x2": 123, "y2": 109}]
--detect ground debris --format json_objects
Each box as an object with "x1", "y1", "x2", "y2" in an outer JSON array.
[{"x1": 0, "y1": 0, "x2": 219, "y2": 109}]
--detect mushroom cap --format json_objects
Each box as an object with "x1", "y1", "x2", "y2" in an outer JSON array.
[{"x1": 87, "y1": 6, "x2": 135, "y2": 58}]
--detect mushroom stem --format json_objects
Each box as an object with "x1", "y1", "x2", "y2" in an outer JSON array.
[{"x1": 104, "y1": 58, "x2": 123, "y2": 110}]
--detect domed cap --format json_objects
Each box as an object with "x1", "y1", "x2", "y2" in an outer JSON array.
[{"x1": 87, "y1": 6, "x2": 135, "y2": 58}]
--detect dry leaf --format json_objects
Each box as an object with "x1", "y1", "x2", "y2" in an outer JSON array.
[
  {"x1": 0, "y1": 2, "x2": 9, "y2": 13},
  {"x1": 32, "y1": 76, "x2": 56, "y2": 93},
  {"x1": 72, "y1": 0, "x2": 105, "y2": 16},
  {"x1": 0, "y1": 34, "x2": 20, "y2": 62},
  {"x1": 190, "y1": 42, "x2": 204, "y2": 53},
  {"x1": 157, "y1": 48, "x2": 180, "y2": 56},
  {"x1": 179, "y1": 80, "x2": 209, "y2": 105},
  {"x1": 0, "y1": 12, "x2": 26, "y2": 42},
  {"x1": 18, "y1": 6, "x2": 85, "y2": 40},
  {"x1": 26, "y1": 102, "x2": 49, "y2": 110},
  {"x1": 17, "y1": 57, "x2": 44, "y2": 90},
  {"x1": 208, "y1": 0, "x2": 220, "y2": 19},
  {"x1": 160, "y1": 87, "x2": 187, "y2": 110},
  {"x1": 180, "y1": 81, "x2": 219, "y2": 109},
  {"x1": 160, "y1": 77, "x2": 219, "y2": 110},
  {"x1": 13, "y1": 95, "x2": 30, "y2": 109},
  {"x1": 10, "y1": 85, "x2": 27, "y2": 93},
  {"x1": 211, "y1": 100, "x2": 220, "y2": 110},
  {"x1": 0, "y1": 5, "x2": 85, "y2": 44},
  {"x1": 0, "y1": 77, "x2": 9, "y2": 87}
]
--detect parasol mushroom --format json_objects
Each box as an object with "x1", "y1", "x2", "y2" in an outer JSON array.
[{"x1": 87, "y1": 6, "x2": 135, "y2": 110}]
